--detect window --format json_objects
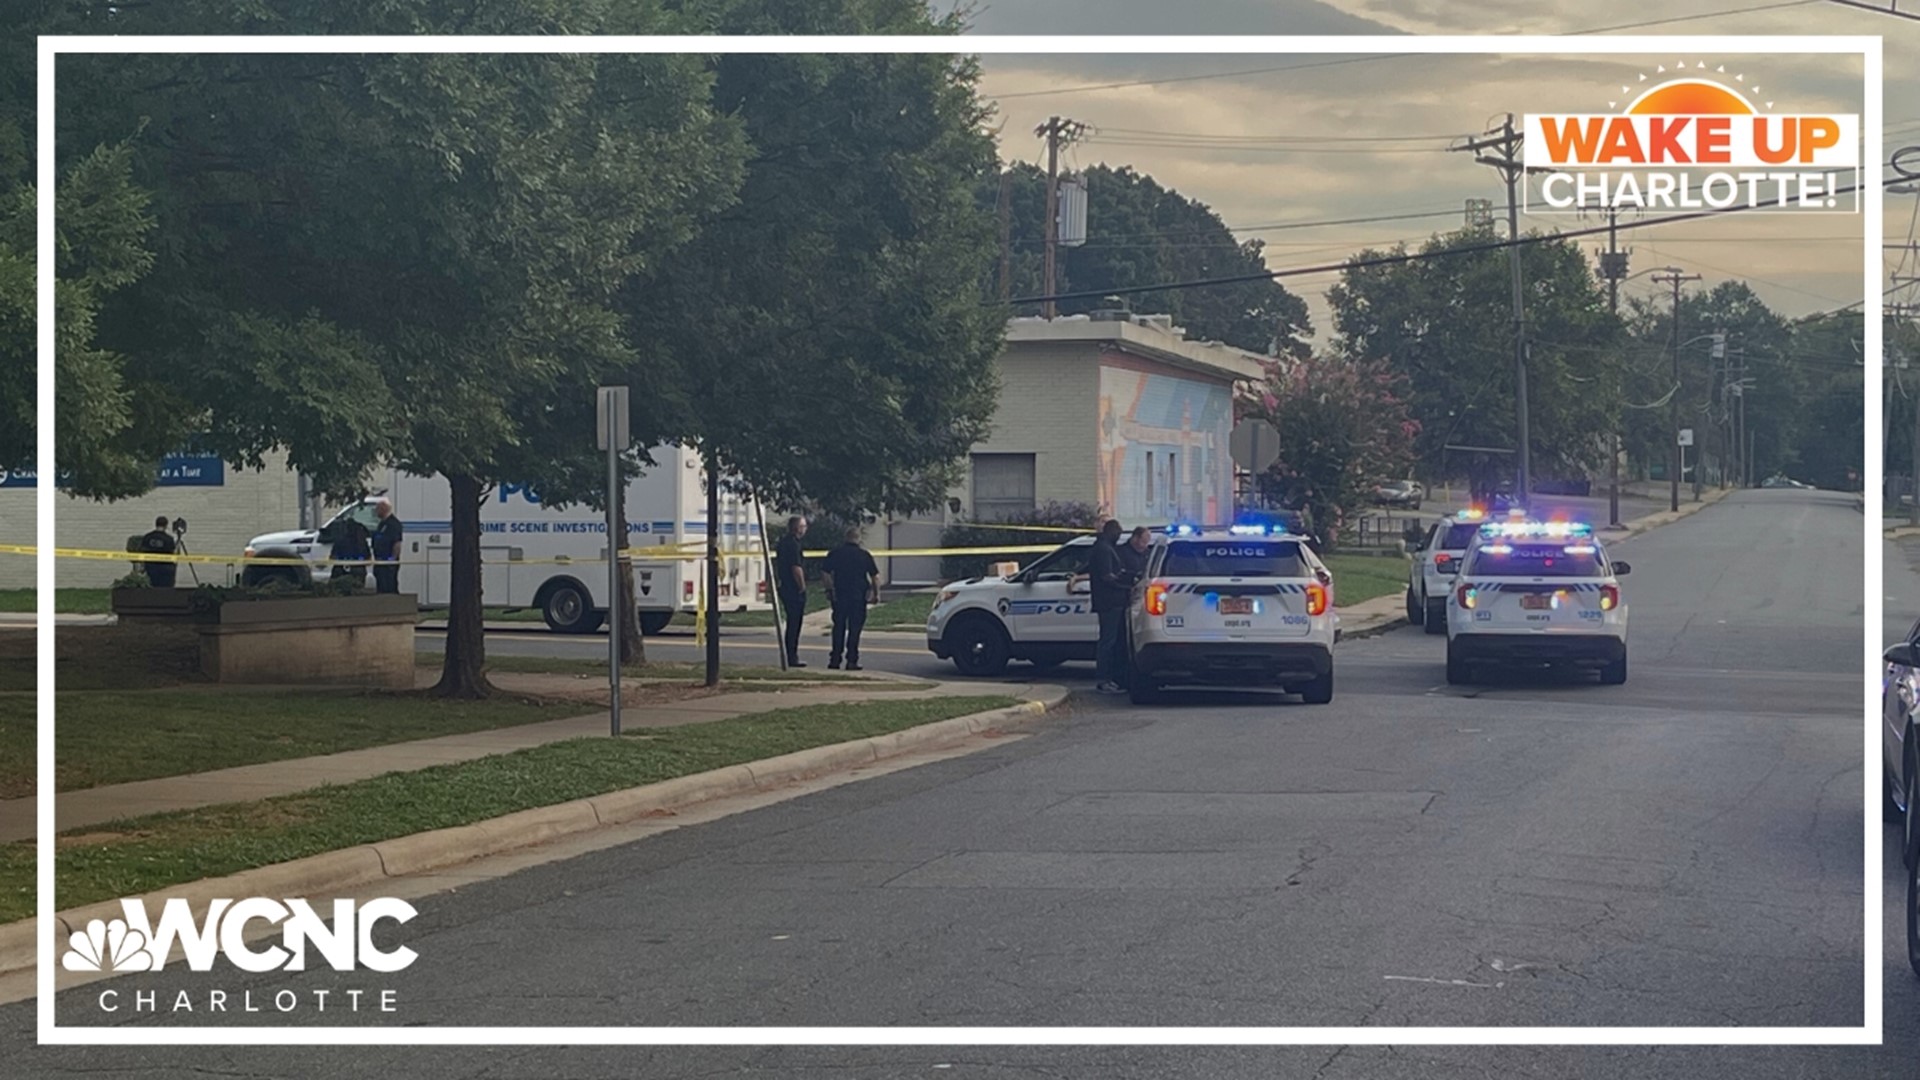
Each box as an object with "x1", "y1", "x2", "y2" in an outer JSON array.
[
  {"x1": 1021, "y1": 542, "x2": 1095, "y2": 583},
  {"x1": 1441, "y1": 523, "x2": 1482, "y2": 549},
  {"x1": 1145, "y1": 452, "x2": 1156, "y2": 507},
  {"x1": 1161, "y1": 540, "x2": 1307, "y2": 579},
  {"x1": 1465, "y1": 543, "x2": 1607, "y2": 578},
  {"x1": 1168, "y1": 452, "x2": 1178, "y2": 515},
  {"x1": 971, "y1": 453, "x2": 1036, "y2": 522}
]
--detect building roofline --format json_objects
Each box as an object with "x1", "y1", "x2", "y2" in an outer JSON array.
[{"x1": 1004, "y1": 316, "x2": 1268, "y2": 383}]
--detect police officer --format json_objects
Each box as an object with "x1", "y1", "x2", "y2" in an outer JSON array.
[
  {"x1": 775, "y1": 516, "x2": 810, "y2": 668},
  {"x1": 328, "y1": 512, "x2": 371, "y2": 587},
  {"x1": 370, "y1": 498, "x2": 404, "y2": 595},
  {"x1": 821, "y1": 527, "x2": 879, "y2": 671},
  {"x1": 1089, "y1": 519, "x2": 1132, "y2": 693},
  {"x1": 137, "y1": 516, "x2": 177, "y2": 588}
]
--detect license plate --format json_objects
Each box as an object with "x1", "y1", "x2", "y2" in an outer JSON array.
[
  {"x1": 1220, "y1": 597, "x2": 1253, "y2": 615},
  {"x1": 1519, "y1": 594, "x2": 1551, "y2": 611}
]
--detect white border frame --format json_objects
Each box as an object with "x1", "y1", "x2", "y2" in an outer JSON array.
[{"x1": 34, "y1": 33, "x2": 1883, "y2": 1046}]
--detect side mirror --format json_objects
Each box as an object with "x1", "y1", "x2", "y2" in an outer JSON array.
[
  {"x1": 1887, "y1": 643, "x2": 1918, "y2": 668},
  {"x1": 1611, "y1": 561, "x2": 1631, "y2": 576}
]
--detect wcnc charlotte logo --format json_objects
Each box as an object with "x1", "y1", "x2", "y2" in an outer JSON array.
[{"x1": 62, "y1": 897, "x2": 418, "y2": 974}]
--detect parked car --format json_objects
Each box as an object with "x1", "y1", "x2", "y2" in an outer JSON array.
[
  {"x1": 1370, "y1": 480, "x2": 1424, "y2": 509},
  {"x1": 1882, "y1": 619, "x2": 1920, "y2": 977}
]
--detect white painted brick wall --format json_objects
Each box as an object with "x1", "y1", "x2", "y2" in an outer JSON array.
[
  {"x1": 0, "y1": 450, "x2": 302, "y2": 590},
  {"x1": 971, "y1": 345, "x2": 1100, "y2": 509}
]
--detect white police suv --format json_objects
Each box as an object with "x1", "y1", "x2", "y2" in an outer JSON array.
[
  {"x1": 926, "y1": 535, "x2": 1105, "y2": 677},
  {"x1": 1406, "y1": 507, "x2": 1491, "y2": 634},
  {"x1": 1125, "y1": 524, "x2": 1337, "y2": 705},
  {"x1": 1445, "y1": 519, "x2": 1631, "y2": 686}
]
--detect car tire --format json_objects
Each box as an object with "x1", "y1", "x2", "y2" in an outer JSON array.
[
  {"x1": 1907, "y1": 745, "x2": 1920, "y2": 872},
  {"x1": 541, "y1": 581, "x2": 604, "y2": 634},
  {"x1": 1128, "y1": 670, "x2": 1163, "y2": 705},
  {"x1": 638, "y1": 611, "x2": 674, "y2": 636},
  {"x1": 1445, "y1": 642, "x2": 1470, "y2": 685},
  {"x1": 945, "y1": 614, "x2": 1012, "y2": 677},
  {"x1": 1890, "y1": 750, "x2": 1907, "y2": 825},
  {"x1": 1909, "y1": 844, "x2": 1920, "y2": 979},
  {"x1": 1424, "y1": 598, "x2": 1447, "y2": 635},
  {"x1": 1599, "y1": 653, "x2": 1627, "y2": 686},
  {"x1": 1405, "y1": 588, "x2": 1423, "y2": 626},
  {"x1": 1298, "y1": 668, "x2": 1334, "y2": 705}
]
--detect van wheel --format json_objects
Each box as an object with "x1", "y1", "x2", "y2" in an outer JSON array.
[
  {"x1": 1298, "y1": 668, "x2": 1334, "y2": 705},
  {"x1": 1424, "y1": 598, "x2": 1447, "y2": 634},
  {"x1": 945, "y1": 615, "x2": 1011, "y2": 677},
  {"x1": 638, "y1": 611, "x2": 673, "y2": 636},
  {"x1": 1405, "y1": 588, "x2": 1422, "y2": 626},
  {"x1": 541, "y1": 581, "x2": 604, "y2": 634}
]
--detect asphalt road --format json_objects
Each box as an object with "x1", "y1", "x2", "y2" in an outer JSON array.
[{"x1": 5, "y1": 488, "x2": 1885, "y2": 1077}]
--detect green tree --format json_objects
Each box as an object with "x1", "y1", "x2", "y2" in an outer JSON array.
[
  {"x1": 58, "y1": 42, "x2": 746, "y2": 695},
  {"x1": 987, "y1": 162, "x2": 1313, "y2": 357},
  {"x1": 1328, "y1": 226, "x2": 1622, "y2": 490},
  {"x1": 1241, "y1": 353, "x2": 1419, "y2": 547}
]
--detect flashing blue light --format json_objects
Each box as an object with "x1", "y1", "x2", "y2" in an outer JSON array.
[
  {"x1": 1228, "y1": 523, "x2": 1267, "y2": 536},
  {"x1": 1169, "y1": 523, "x2": 1197, "y2": 537},
  {"x1": 1478, "y1": 520, "x2": 1594, "y2": 540}
]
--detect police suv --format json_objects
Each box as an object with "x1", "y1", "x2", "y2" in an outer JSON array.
[
  {"x1": 1406, "y1": 507, "x2": 1491, "y2": 634},
  {"x1": 925, "y1": 535, "x2": 1104, "y2": 677},
  {"x1": 1125, "y1": 524, "x2": 1337, "y2": 705},
  {"x1": 1444, "y1": 519, "x2": 1631, "y2": 686}
]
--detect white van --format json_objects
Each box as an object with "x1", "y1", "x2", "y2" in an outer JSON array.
[{"x1": 243, "y1": 445, "x2": 772, "y2": 634}]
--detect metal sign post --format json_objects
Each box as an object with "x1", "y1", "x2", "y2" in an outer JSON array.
[{"x1": 597, "y1": 386, "x2": 631, "y2": 736}]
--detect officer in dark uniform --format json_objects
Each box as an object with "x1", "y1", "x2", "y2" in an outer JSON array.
[
  {"x1": 137, "y1": 516, "x2": 177, "y2": 588},
  {"x1": 370, "y1": 498, "x2": 404, "y2": 594},
  {"x1": 328, "y1": 513, "x2": 372, "y2": 587},
  {"x1": 821, "y1": 527, "x2": 879, "y2": 671},
  {"x1": 775, "y1": 516, "x2": 810, "y2": 668}
]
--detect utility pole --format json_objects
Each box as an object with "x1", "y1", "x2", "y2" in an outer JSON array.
[
  {"x1": 1700, "y1": 331, "x2": 1724, "y2": 502},
  {"x1": 1453, "y1": 116, "x2": 1533, "y2": 503},
  {"x1": 1652, "y1": 270, "x2": 1702, "y2": 512},
  {"x1": 1596, "y1": 206, "x2": 1631, "y2": 527},
  {"x1": 996, "y1": 169, "x2": 1012, "y2": 304},
  {"x1": 1035, "y1": 116, "x2": 1086, "y2": 320}
]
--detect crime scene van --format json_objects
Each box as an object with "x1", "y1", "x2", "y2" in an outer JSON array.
[{"x1": 242, "y1": 444, "x2": 771, "y2": 634}]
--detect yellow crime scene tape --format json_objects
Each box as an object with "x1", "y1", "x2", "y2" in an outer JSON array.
[{"x1": 1, "y1": 541, "x2": 1064, "y2": 567}]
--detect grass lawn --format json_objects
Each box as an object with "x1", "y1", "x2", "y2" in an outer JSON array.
[
  {"x1": 415, "y1": 651, "x2": 892, "y2": 684},
  {"x1": 0, "y1": 588, "x2": 113, "y2": 614},
  {"x1": 17, "y1": 689, "x2": 592, "y2": 798},
  {"x1": 1324, "y1": 553, "x2": 1410, "y2": 607},
  {"x1": 0, "y1": 694, "x2": 1020, "y2": 922}
]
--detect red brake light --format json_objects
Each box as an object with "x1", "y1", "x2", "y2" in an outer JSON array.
[
  {"x1": 1435, "y1": 553, "x2": 1452, "y2": 565},
  {"x1": 1145, "y1": 582, "x2": 1169, "y2": 616},
  {"x1": 1305, "y1": 583, "x2": 1329, "y2": 616},
  {"x1": 1599, "y1": 585, "x2": 1620, "y2": 611}
]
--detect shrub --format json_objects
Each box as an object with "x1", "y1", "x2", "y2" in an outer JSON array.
[{"x1": 939, "y1": 501, "x2": 1102, "y2": 582}]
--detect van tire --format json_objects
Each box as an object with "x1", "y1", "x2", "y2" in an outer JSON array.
[{"x1": 539, "y1": 579, "x2": 603, "y2": 634}]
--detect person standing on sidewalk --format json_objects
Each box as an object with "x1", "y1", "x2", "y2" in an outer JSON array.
[
  {"x1": 137, "y1": 516, "x2": 178, "y2": 588},
  {"x1": 776, "y1": 515, "x2": 810, "y2": 668},
  {"x1": 370, "y1": 498, "x2": 404, "y2": 595},
  {"x1": 822, "y1": 527, "x2": 879, "y2": 671},
  {"x1": 1089, "y1": 519, "x2": 1134, "y2": 694}
]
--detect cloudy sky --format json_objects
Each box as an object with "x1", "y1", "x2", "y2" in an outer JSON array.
[{"x1": 955, "y1": 0, "x2": 1916, "y2": 346}]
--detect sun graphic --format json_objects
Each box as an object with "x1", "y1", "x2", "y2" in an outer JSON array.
[{"x1": 1607, "y1": 61, "x2": 1772, "y2": 114}]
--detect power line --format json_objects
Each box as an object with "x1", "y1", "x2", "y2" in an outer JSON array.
[
  {"x1": 984, "y1": 1, "x2": 1821, "y2": 101},
  {"x1": 1090, "y1": 127, "x2": 1458, "y2": 144},
  {"x1": 1826, "y1": 0, "x2": 1920, "y2": 18},
  {"x1": 1003, "y1": 170, "x2": 1913, "y2": 307}
]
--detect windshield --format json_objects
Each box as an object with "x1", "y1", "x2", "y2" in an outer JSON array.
[
  {"x1": 1439, "y1": 523, "x2": 1481, "y2": 549},
  {"x1": 1466, "y1": 542, "x2": 1607, "y2": 578},
  {"x1": 1161, "y1": 540, "x2": 1307, "y2": 578}
]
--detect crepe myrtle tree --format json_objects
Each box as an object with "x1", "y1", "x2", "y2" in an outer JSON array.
[{"x1": 1241, "y1": 353, "x2": 1419, "y2": 549}]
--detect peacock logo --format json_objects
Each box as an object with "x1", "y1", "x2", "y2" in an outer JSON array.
[{"x1": 61, "y1": 918, "x2": 155, "y2": 973}]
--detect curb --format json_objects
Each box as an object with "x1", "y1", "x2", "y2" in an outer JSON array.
[{"x1": 0, "y1": 693, "x2": 1063, "y2": 979}]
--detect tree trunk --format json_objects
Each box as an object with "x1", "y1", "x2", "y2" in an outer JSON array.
[
  {"x1": 433, "y1": 472, "x2": 492, "y2": 698},
  {"x1": 616, "y1": 481, "x2": 644, "y2": 666},
  {"x1": 704, "y1": 448, "x2": 721, "y2": 688}
]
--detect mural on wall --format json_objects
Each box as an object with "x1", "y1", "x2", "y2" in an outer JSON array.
[{"x1": 1097, "y1": 354, "x2": 1232, "y2": 524}]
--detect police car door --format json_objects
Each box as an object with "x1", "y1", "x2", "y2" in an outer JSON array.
[{"x1": 1007, "y1": 541, "x2": 1097, "y2": 644}]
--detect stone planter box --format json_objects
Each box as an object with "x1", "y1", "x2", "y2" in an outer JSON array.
[
  {"x1": 109, "y1": 587, "x2": 206, "y2": 625},
  {"x1": 195, "y1": 594, "x2": 419, "y2": 690}
]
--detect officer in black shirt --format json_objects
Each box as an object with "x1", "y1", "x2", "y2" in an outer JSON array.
[
  {"x1": 774, "y1": 516, "x2": 810, "y2": 668},
  {"x1": 821, "y1": 527, "x2": 879, "y2": 671},
  {"x1": 137, "y1": 516, "x2": 177, "y2": 588},
  {"x1": 370, "y1": 498, "x2": 404, "y2": 595}
]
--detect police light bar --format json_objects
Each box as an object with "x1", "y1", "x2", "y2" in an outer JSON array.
[
  {"x1": 1228, "y1": 523, "x2": 1269, "y2": 536},
  {"x1": 1455, "y1": 507, "x2": 1487, "y2": 521},
  {"x1": 1478, "y1": 520, "x2": 1594, "y2": 540},
  {"x1": 1168, "y1": 523, "x2": 1198, "y2": 537}
]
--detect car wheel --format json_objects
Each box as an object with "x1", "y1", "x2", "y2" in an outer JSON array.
[
  {"x1": 541, "y1": 581, "x2": 603, "y2": 634},
  {"x1": 1298, "y1": 668, "x2": 1334, "y2": 705},
  {"x1": 1909, "y1": 845, "x2": 1920, "y2": 979},
  {"x1": 1907, "y1": 746, "x2": 1920, "y2": 872},
  {"x1": 1405, "y1": 587, "x2": 1423, "y2": 626},
  {"x1": 1445, "y1": 641, "x2": 1470, "y2": 686},
  {"x1": 1599, "y1": 652, "x2": 1627, "y2": 685},
  {"x1": 638, "y1": 610, "x2": 674, "y2": 636},
  {"x1": 1128, "y1": 670, "x2": 1163, "y2": 705},
  {"x1": 1423, "y1": 598, "x2": 1447, "y2": 635},
  {"x1": 945, "y1": 615, "x2": 1011, "y2": 677}
]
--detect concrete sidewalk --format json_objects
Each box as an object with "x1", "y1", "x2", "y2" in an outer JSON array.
[{"x1": 0, "y1": 675, "x2": 1055, "y2": 844}]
